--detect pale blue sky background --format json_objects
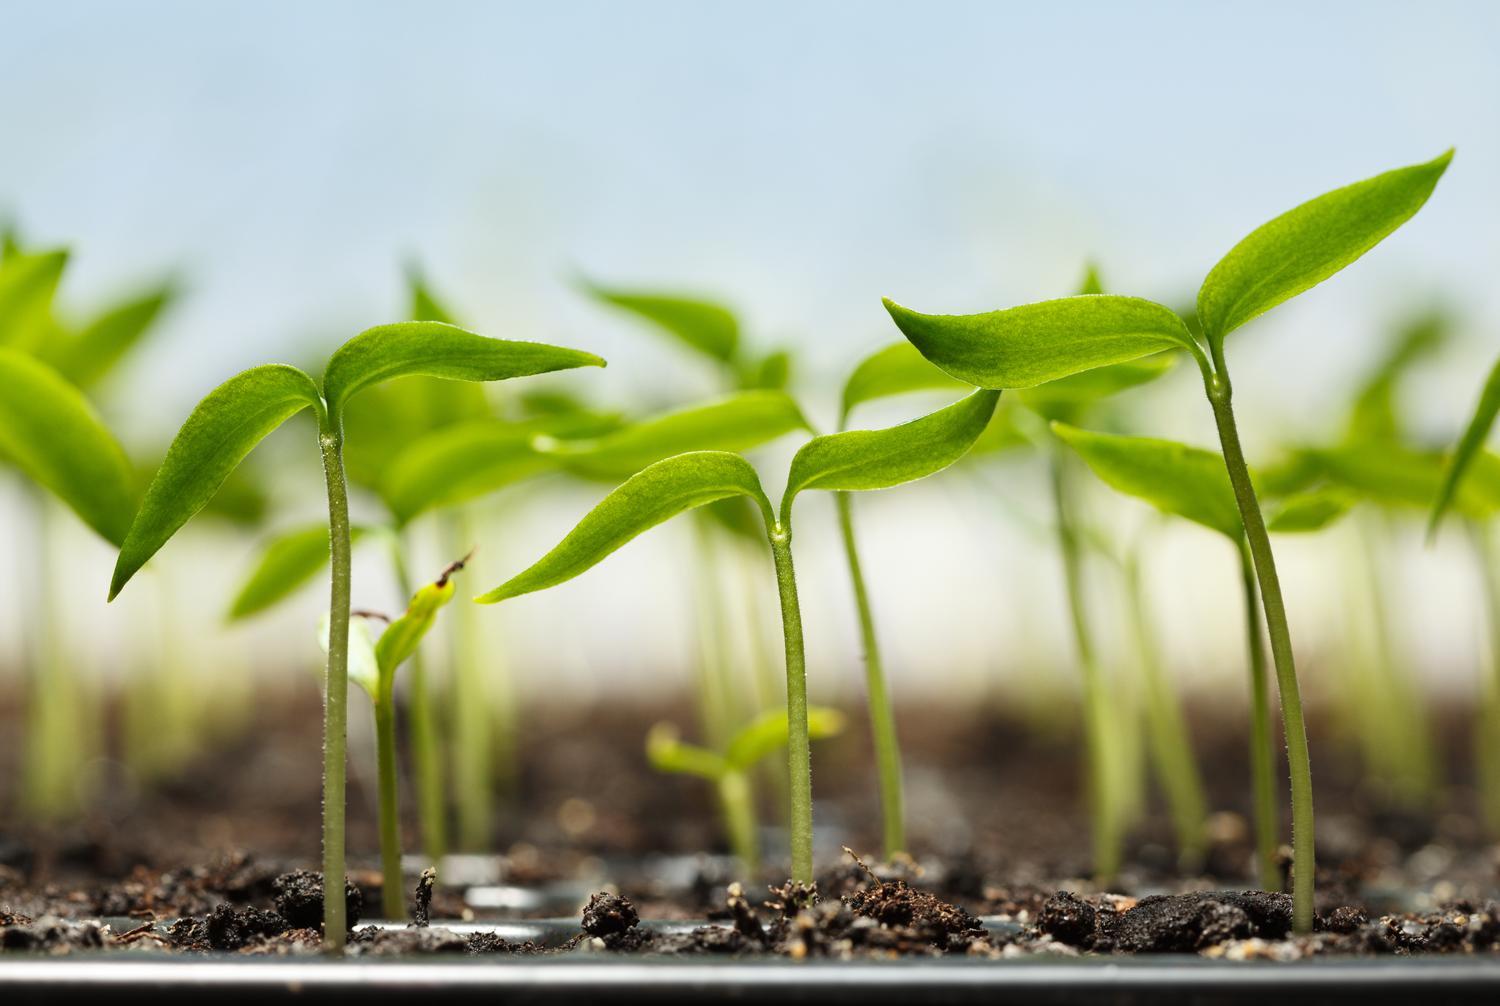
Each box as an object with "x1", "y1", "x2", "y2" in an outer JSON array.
[{"x1": 3, "y1": 1, "x2": 1499, "y2": 692}]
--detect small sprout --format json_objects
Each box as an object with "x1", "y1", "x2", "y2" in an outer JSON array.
[
  {"x1": 646, "y1": 707, "x2": 846, "y2": 876},
  {"x1": 885, "y1": 151, "x2": 1453, "y2": 932},
  {"x1": 479, "y1": 389, "x2": 999, "y2": 883},
  {"x1": 110, "y1": 320, "x2": 604, "y2": 951}
]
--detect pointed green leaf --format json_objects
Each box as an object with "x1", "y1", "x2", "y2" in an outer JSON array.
[
  {"x1": 1430, "y1": 352, "x2": 1500, "y2": 536},
  {"x1": 883, "y1": 295, "x2": 1200, "y2": 390},
  {"x1": 375, "y1": 561, "x2": 462, "y2": 676},
  {"x1": 227, "y1": 523, "x2": 370, "y2": 621},
  {"x1": 546, "y1": 390, "x2": 808, "y2": 482},
  {"x1": 43, "y1": 284, "x2": 174, "y2": 390},
  {"x1": 724, "y1": 706, "x2": 846, "y2": 772},
  {"x1": 782, "y1": 389, "x2": 999, "y2": 522},
  {"x1": 0, "y1": 348, "x2": 135, "y2": 544},
  {"x1": 1077, "y1": 263, "x2": 1104, "y2": 296},
  {"x1": 476, "y1": 451, "x2": 772, "y2": 604},
  {"x1": 645, "y1": 723, "x2": 728, "y2": 780},
  {"x1": 381, "y1": 421, "x2": 554, "y2": 526},
  {"x1": 110, "y1": 365, "x2": 322, "y2": 599},
  {"x1": 583, "y1": 281, "x2": 739, "y2": 363},
  {"x1": 339, "y1": 374, "x2": 496, "y2": 491},
  {"x1": 1313, "y1": 442, "x2": 1500, "y2": 520},
  {"x1": 407, "y1": 265, "x2": 460, "y2": 325},
  {"x1": 321, "y1": 321, "x2": 604, "y2": 415},
  {"x1": 1051, "y1": 423, "x2": 1243, "y2": 540},
  {"x1": 741, "y1": 348, "x2": 792, "y2": 391},
  {"x1": 0, "y1": 248, "x2": 67, "y2": 353},
  {"x1": 1198, "y1": 150, "x2": 1453, "y2": 344},
  {"x1": 1266, "y1": 489, "x2": 1356, "y2": 533},
  {"x1": 840, "y1": 341, "x2": 968, "y2": 425}
]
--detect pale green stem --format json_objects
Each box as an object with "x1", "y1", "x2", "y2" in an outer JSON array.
[
  {"x1": 1204, "y1": 359, "x2": 1314, "y2": 934},
  {"x1": 390, "y1": 540, "x2": 447, "y2": 864},
  {"x1": 767, "y1": 522, "x2": 812, "y2": 884},
  {"x1": 373, "y1": 685, "x2": 404, "y2": 920},
  {"x1": 1470, "y1": 522, "x2": 1500, "y2": 832},
  {"x1": 836, "y1": 491, "x2": 905, "y2": 859},
  {"x1": 318, "y1": 418, "x2": 352, "y2": 952},
  {"x1": 445, "y1": 512, "x2": 493, "y2": 851},
  {"x1": 1124, "y1": 545, "x2": 1208, "y2": 869},
  {"x1": 718, "y1": 769, "x2": 760, "y2": 878},
  {"x1": 1238, "y1": 538, "x2": 1279, "y2": 892},
  {"x1": 1049, "y1": 449, "x2": 1122, "y2": 884},
  {"x1": 692, "y1": 517, "x2": 737, "y2": 749}
]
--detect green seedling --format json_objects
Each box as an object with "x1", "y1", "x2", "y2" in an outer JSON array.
[
  {"x1": 478, "y1": 389, "x2": 1000, "y2": 882},
  {"x1": 885, "y1": 150, "x2": 1452, "y2": 931},
  {"x1": 321, "y1": 555, "x2": 467, "y2": 920},
  {"x1": 108, "y1": 322, "x2": 603, "y2": 951},
  {"x1": 647, "y1": 706, "x2": 846, "y2": 875}
]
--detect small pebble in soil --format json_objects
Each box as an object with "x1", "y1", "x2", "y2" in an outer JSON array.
[{"x1": 581, "y1": 892, "x2": 639, "y2": 939}]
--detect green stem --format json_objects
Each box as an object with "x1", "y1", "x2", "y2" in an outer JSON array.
[
  {"x1": 836, "y1": 492, "x2": 905, "y2": 859},
  {"x1": 718, "y1": 769, "x2": 760, "y2": 877},
  {"x1": 767, "y1": 523, "x2": 813, "y2": 884},
  {"x1": 373, "y1": 688, "x2": 404, "y2": 920},
  {"x1": 1124, "y1": 544, "x2": 1208, "y2": 870},
  {"x1": 1237, "y1": 538, "x2": 1280, "y2": 892},
  {"x1": 1049, "y1": 449, "x2": 1121, "y2": 884},
  {"x1": 1204, "y1": 363, "x2": 1314, "y2": 933},
  {"x1": 445, "y1": 512, "x2": 493, "y2": 852},
  {"x1": 1470, "y1": 522, "x2": 1500, "y2": 833},
  {"x1": 390, "y1": 540, "x2": 447, "y2": 864},
  {"x1": 318, "y1": 418, "x2": 353, "y2": 953}
]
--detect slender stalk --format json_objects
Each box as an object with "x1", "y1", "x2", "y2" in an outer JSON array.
[
  {"x1": 692, "y1": 518, "x2": 736, "y2": 749},
  {"x1": 718, "y1": 769, "x2": 760, "y2": 877},
  {"x1": 1470, "y1": 522, "x2": 1500, "y2": 833},
  {"x1": 390, "y1": 541, "x2": 447, "y2": 863},
  {"x1": 1237, "y1": 539, "x2": 1279, "y2": 891},
  {"x1": 1203, "y1": 361, "x2": 1314, "y2": 933},
  {"x1": 373, "y1": 688, "x2": 404, "y2": 920},
  {"x1": 836, "y1": 491, "x2": 905, "y2": 859},
  {"x1": 317, "y1": 418, "x2": 353, "y2": 952},
  {"x1": 1123, "y1": 545, "x2": 1208, "y2": 870},
  {"x1": 1049, "y1": 449, "x2": 1122, "y2": 883},
  {"x1": 445, "y1": 511, "x2": 493, "y2": 851},
  {"x1": 767, "y1": 522, "x2": 813, "y2": 884}
]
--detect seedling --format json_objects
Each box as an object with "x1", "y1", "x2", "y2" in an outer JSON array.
[
  {"x1": 108, "y1": 322, "x2": 603, "y2": 951},
  {"x1": 647, "y1": 706, "x2": 846, "y2": 875},
  {"x1": 885, "y1": 150, "x2": 1452, "y2": 931},
  {"x1": 321, "y1": 555, "x2": 468, "y2": 920},
  {"x1": 478, "y1": 389, "x2": 1000, "y2": 882}
]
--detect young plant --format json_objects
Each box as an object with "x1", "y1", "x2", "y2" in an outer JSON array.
[
  {"x1": 647, "y1": 706, "x2": 846, "y2": 875},
  {"x1": 321, "y1": 555, "x2": 467, "y2": 920},
  {"x1": 108, "y1": 322, "x2": 603, "y2": 951},
  {"x1": 477, "y1": 389, "x2": 1000, "y2": 882},
  {"x1": 885, "y1": 150, "x2": 1452, "y2": 931}
]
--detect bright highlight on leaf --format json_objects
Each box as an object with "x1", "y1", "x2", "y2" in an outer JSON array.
[
  {"x1": 0, "y1": 348, "x2": 136, "y2": 545},
  {"x1": 1198, "y1": 150, "x2": 1453, "y2": 345},
  {"x1": 883, "y1": 295, "x2": 1201, "y2": 390}
]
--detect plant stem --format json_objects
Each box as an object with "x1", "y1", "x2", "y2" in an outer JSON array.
[
  {"x1": 1237, "y1": 538, "x2": 1280, "y2": 892},
  {"x1": 1470, "y1": 522, "x2": 1500, "y2": 833},
  {"x1": 1204, "y1": 364, "x2": 1314, "y2": 933},
  {"x1": 767, "y1": 523, "x2": 813, "y2": 884},
  {"x1": 318, "y1": 418, "x2": 353, "y2": 953},
  {"x1": 445, "y1": 511, "x2": 493, "y2": 852},
  {"x1": 1124, "y1": 543, "x2": 1208, "y2": 870},
  {"x1": 718, "y1": 769, "x2": 760, "y2": 877},
  {"x1": 1048, "y1": 449, "x2": 1122, "y2": 884},
  {"x1": 373, "y1": 689, "x2": 404, "y2": 920},
  {"x1": 390, "y1": 541, "x2": 447, "y2": 864},
  {"x1": 836, "y1": 491, "x2": 906, "y2": 859}
]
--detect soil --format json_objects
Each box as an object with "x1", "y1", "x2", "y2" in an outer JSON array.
[{"x1": 1, "y1": 691, "x2": 1499, "y2": 960}]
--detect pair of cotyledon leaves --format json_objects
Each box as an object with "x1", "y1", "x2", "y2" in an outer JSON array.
[
  {"x1": 320, "y1": 564, "x2": 462, "y2": 702},
  {"x1": 647, "y1": 706, "x2": 847, "y2": 782},
  {"x1": 109, "y1": 323, "x2": 608, "y2": 602}
]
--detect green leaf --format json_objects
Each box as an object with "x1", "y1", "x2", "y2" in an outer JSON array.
[
  {"x1": 476, "y1": 451, "x2": 772, "y2": 604},
  {"x1": 375, "y1": 560, "x2": 462, "y2": 677},
  {"x1": 782, "y1": 389, "x2": 999, "y2": 522},
  {"x1": 380, "y1": 420, "x2": 557, "y2": 526},
  {"x1": 1266, "y1": 489, "x2": 1356, "y2": 533},
  {"x1": 840, "y1": 341, "x2": 968, "y2": 425},
  {"x1": 321, "y1": 615, "x2": 380, "y2": 698},
  {"x1": 1430, "y1": 352, "x2": 1500, "y2": 537},
  {"x1": 1197, "y1": 150, "x2": 1453, "y2": 344},
  {"x1": 227, "y1": 523, "x2": 369, "y2": 621},
  {"x1": 741, "y1": 348, "x2": 792, "y2": 391},
  {"x1": 583, "y1": 281, "x2": 739, "y2": 363},
  {"x1": 1051, "y1": 423, "x2": 1243, "y2": 540},
  {"x1": 546, "y1": 390, "x2": 808, "y2": 482},
  {"x1": 1017, "y1": 353, "x2": 1176, "y2": 423},
  {"x1": 407, "y1": 264, "x2": 460, "y2": 325},
  {"x1": 0, "y1": 248, "x2": 67, "y2": 353},
  {"x1": 884, "y1": 295, "x2": 1200, "y2": 390},
  {"x1": 724, "y1": 706, "x2": 846, "y2": 772},
  {"x1": 321, "y1": 321, "x2": 604, "y2": 415},
  {"x1": 1345, "y1": 309, "x2": 1451, "y2": 445},
  {"x1": 645, "y1": 723, "x2": 727, "y2": 780},
  {"x1": 1077, "y1": 263, "x2": 1104, "y2": 296},
  {"x1": 110, "y1": 365, "x2": 323, "y2": 599},
  {"x1": 43, "y1": 284, "x2": 174, "y2": 390},
  {"x1": 339, "y1": 374, "x2": 496, "y2": 491},
  {"x1": 0, "y1": 348, "x2": 136, "y2": 544}
]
